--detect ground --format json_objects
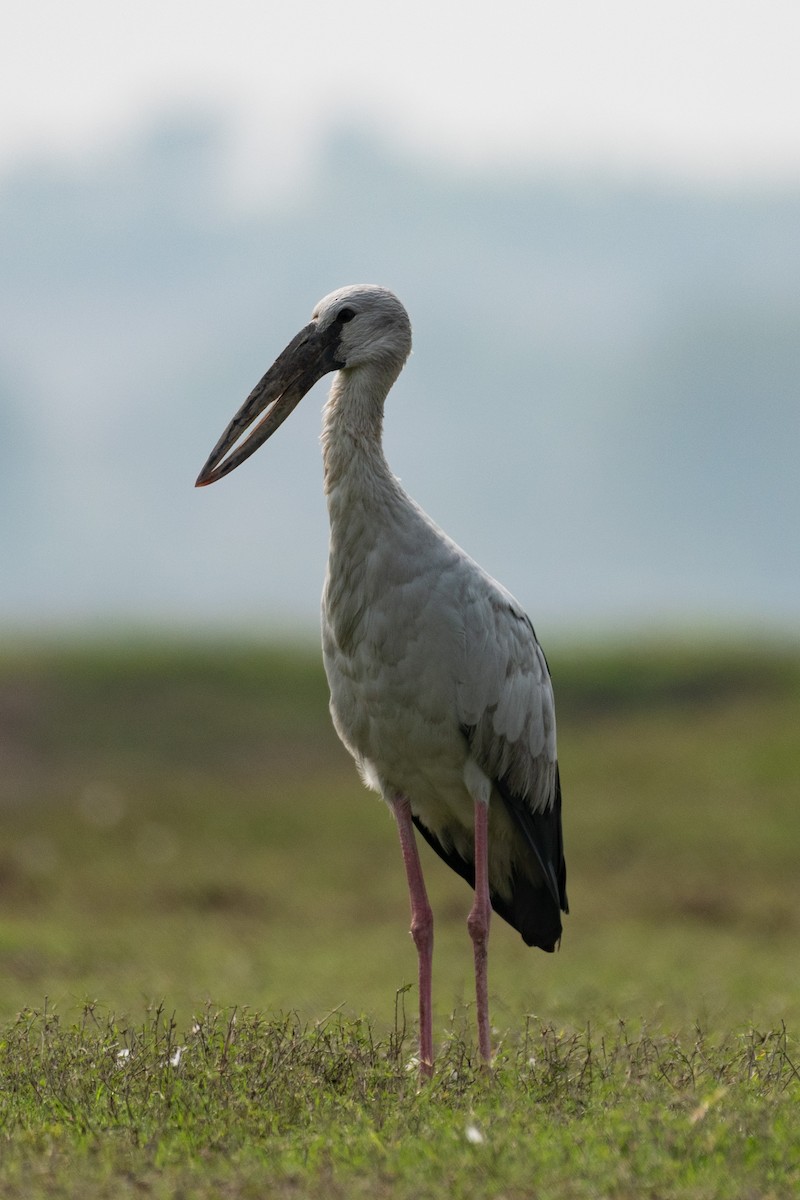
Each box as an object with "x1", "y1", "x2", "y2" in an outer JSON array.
[{"x1": 0, "y1": 636, "x2": 797, "y2": 1197}]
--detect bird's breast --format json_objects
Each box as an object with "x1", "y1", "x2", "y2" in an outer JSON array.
[{"x1": 321, "y1": 501, "x2": 472, "y2": 813}]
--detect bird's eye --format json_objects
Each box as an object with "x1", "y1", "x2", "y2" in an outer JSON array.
[{"x1": 337, "y1": 307, "x2": 356, "y2": 324}]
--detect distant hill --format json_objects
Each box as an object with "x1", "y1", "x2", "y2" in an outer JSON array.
[{"x1": 1, "y1": 115, "x2": 798, "y2": 633}]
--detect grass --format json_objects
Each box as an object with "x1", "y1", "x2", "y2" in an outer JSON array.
[
  {"x1": 0, "y1": 635, "x2": 798, "y2": 1196},
  {"x1": 0, "y1": 1005, "x2": 798, "y2": 1198}
]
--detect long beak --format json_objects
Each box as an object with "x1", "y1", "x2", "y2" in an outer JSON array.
[{"x1": 195, "y1": 321, "x2": 342, "y2": 487}]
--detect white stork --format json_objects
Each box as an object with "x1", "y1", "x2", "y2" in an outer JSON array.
[{"x1": 196, "y1": 285, "x2": 567, "y2": 1074}]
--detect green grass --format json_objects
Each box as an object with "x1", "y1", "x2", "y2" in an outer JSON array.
[
  {"x1": 1, "y1": 1004, "x2": 798, "y2": 1198},
  {"x1": 0, "y1": 636, "x2": 798, "y2": 1197}
]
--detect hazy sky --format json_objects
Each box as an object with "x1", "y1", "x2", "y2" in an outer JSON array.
[{"x1": 6, "y1": 0, "x2": 800, "y2": 194}]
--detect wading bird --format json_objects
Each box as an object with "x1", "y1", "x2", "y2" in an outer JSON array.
[{"x1": 196, "y1": 285, "x2": 567, "y2": 1074}]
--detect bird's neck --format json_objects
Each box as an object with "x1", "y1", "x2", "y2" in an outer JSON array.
[{"x1": 321, "y1": 365, "x2": 400, "y2": 506}]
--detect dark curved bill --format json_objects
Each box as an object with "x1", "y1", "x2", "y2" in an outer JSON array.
[{"x1": 195, "y1": 321, "x2": 342, "y2": 487}]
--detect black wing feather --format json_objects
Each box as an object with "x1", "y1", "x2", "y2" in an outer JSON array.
[{"x1": 411, "y1": 763, "x2": 568, "y2": 953}]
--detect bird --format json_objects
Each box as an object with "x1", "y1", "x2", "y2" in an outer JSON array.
[{"x1": 196, "y1": 285, "x2": 567, "y2": 1075}]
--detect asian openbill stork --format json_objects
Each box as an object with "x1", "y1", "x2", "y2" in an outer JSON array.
[{"x1": 196, "y1": 285, "x2": 567, "y2": 1075}]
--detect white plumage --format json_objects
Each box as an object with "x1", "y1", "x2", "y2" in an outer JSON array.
[{"x1": 197, "y1": 284, "x2": 567, "y2": 1073}]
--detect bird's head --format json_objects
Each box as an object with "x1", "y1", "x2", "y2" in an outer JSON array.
[
  {"x1": 312, "y1": 285, "x2": 412, "y2": 372},
  {"x1": 195, "y1": 284, "x2": 412, "y2": 487}
]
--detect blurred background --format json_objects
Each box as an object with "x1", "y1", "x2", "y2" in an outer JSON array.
[
  {"x1": 0, "y1": 1, "x2": 798, "y2": 1032},
  {"x1": 2, "y1": 0, "x2": 798, "y2": 636}
]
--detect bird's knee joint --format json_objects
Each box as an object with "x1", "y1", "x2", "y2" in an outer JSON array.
[
  {"x1": 410, "y1": 910, "x2": 433, "y2": 953},
  {"x1": 467, "y1": 906, "x2": 490, "y2": 947}
]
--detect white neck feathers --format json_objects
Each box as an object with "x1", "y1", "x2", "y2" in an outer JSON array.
[{"x1": 321, "y1": 363, "x2": 401, "y2": 501}]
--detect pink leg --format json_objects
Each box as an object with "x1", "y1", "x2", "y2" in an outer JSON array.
[
  {"x1": 467, "y1": 798, "x2": 492, "y2": 1064},
  {"x1": 389, "y1": 794, "x2": 434, "y2": 1077}
]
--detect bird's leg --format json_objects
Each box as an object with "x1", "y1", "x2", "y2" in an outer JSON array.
[
  {"x1": 389, "y1": 794, "x2": 434, "y2": 1078},
  {"x1": 467, "y1": 798, "x2": 492, "y2": 1065}
]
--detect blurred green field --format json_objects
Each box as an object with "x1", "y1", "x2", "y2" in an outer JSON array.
[{"x1": 1, "y1": 635, "x2": 798, "y2": 1037}]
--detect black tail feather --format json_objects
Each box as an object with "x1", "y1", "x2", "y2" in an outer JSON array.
[
  {"x1": 495, "y1": 768, "x2": 567, "y2": 910},
  {"x1": 410, "y1": 765, "x2": 568, "y2": 953}
]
